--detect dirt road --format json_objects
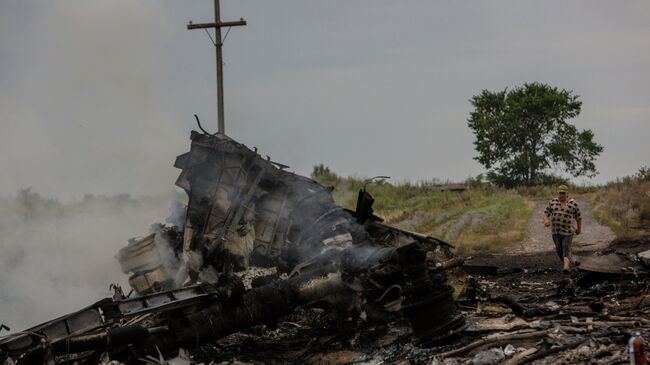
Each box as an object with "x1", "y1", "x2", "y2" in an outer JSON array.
[
  {"x1": 471, "y1": 197, "x2": 616, "y2": 271},
  {"x1": 511, "y1": 197, "x2": 615, "y2": 255}
]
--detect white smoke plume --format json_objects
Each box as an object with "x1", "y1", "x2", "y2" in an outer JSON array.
[{"x1": 0, "y1": 189, "x2": 184, "y2": 332}]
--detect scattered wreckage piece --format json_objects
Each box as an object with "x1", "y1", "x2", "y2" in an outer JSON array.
[
  {"x1": 576, "y1": 250, "x2": 650, "y2": 289},
  {"x1": 578, "y1": 251, "x2": 650, "y2": 275},
  {"x1": 437, "y1": 325, "x2": 634, "y2": 365},
  {"x1": 438, "y1": 244, "x2": 650, "y2": 365},
  {"x1": 438, "y1": 326, "x2": 589, "y2": 359},
  {"x1": 639, "y1": 249, "x2": 650, "y2": 267},
  {"x1": 116, "y1": 225, "x2": 184, "y2": 294},
  {"x1": 0, "y1": 300, "x2": 110, "y2": 364}
]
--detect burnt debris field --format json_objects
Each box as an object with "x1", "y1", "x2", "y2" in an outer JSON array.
[
  {"x1": 196, "y1": 238, "x2": 650, "y2": 365},
  {"x1": 2, "y1": 132, "x2": 650, "y2": 365}
]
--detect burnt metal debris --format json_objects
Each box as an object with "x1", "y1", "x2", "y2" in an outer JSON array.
[{"x1": 0, "y1": 132, "x2": 466, "y2": 364}]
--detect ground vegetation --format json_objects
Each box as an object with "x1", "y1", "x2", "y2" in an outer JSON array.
[
  {"x1": 312, "y1": 167, "x2": 533, "y2": 254},
  {"x1": 591, "y1": 166, "x2": 650, "y2": 238}
]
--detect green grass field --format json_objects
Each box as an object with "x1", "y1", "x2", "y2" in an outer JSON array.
[{"x1": 317, "y1": 171, "x2": 533, "y2": 255}]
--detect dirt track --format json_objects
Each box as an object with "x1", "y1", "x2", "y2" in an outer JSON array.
[
  {"x1": 512, "y1": 197, "x2": 615, "y2": 254},
  {"x1": 470, "y1": 197, "x2": 616, "y2": 271}
]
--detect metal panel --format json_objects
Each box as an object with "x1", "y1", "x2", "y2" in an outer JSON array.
[{"x1": 103, "y1": 285, "x2": 217, "y2": 319}]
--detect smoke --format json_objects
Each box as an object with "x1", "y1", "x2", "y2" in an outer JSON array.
[
  {"x1": 0, "y1": 1, "x2": 186, "y2": 199},
  {"x1": 0, "y1": 190, "x2": 183, "y2": 332},
  {"x1": 150, "y1": 222, "x2": 188, "y2": 288},
  {"x1": 0, "y1": 1, "x2": 192, "y2": 331},
  {"x1": 165, "y1": 200, "x2": 187, "y2": 229}
]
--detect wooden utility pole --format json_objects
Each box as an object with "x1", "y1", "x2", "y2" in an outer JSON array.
[{"x1": 188, "y1": 0, "x2": 246, "y2": 135}]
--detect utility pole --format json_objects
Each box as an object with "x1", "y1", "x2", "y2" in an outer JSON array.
[{"x1": 188, "y1": 0, "x2": 246, "y2": 135}]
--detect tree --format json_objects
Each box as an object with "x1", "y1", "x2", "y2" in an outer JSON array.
[{"x1": 467, "y1": 82, "x2": 604, "y2": 187}]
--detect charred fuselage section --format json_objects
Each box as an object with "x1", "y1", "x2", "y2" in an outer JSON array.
[
  {"x1": 175, "y1": 131, "x2": 357, "y2": 276},
  {"x1": 0, "y1": 132, "x2": 465, "y2": 364}
]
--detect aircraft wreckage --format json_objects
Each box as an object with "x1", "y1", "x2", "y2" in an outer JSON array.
[{"x1": 0, "y1": 131, "x2": 467, "y2": 364}]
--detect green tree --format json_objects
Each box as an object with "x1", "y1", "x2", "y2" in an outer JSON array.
[{"x1": 467, "y1": 82, "x2": 603, "y2": 187}]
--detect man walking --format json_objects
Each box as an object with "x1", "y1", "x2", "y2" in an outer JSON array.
[{"x1": 544, "y1": 185, "x2": 582, "y2": 272}]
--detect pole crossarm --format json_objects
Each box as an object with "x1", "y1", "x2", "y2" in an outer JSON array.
[{"x1": 187, "y1": 19, "x2": 247, "y2": 30}]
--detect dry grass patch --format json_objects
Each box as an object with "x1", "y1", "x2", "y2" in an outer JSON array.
[
  {"x1": 590, "y1": 176, "x2": 650, "y2": 238},
  {"x1": 320, "y1": 173, "x2": 533, "y2": 254}
]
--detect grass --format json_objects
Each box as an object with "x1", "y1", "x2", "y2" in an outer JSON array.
[
  {"x1": 318, "y1": 173, "x2": 534, "y2": 255},
  {"x1": 589, "y1": 172, "x2": 650, "y2": 239},
  {"x1": 514, "y1": 184, "x2": 599, "y2": 198},
  {"x1": 315, "y1": 165, "x2": 650, "y2": 254}
]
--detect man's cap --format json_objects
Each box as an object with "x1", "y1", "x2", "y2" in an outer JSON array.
[{"x1": 557, "y1": 184, "x2": 569, "y2": 193}]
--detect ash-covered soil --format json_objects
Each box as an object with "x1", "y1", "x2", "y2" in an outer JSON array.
[{"x1": 470, "y1": 236, "x2": 650, "y2": 272}]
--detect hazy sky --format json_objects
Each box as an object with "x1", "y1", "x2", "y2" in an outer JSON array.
[{"x1": 1, "y1": 1, "x2": 649, "y2": 199}]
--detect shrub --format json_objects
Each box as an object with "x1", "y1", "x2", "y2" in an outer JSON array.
[
  {"x1": 311, "y1": 164, "x2": 339, "y2": 185},
  {"x1": 636, "y1": 166, "x2": 650, "y2": 182}
]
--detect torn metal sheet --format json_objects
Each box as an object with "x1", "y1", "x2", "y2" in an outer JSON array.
[
  {"x1": 578, "y1": 252, "x2": 650, "y2": 275},
  {"x1": 0, "y1": 300, "x2": 109, "y2": 363},
  {"x1": 117, "y1": 225, "x2": 184, "y2": 294},
  {"x1": 465, "y1": 315, "x2": 534, "y2": 332},
  {"x1": 101, "y1": 284, "x2": 219, "y2": 320},
  {"x1": 638, "y1": 249, "x2": 650, "y2": 267}
]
